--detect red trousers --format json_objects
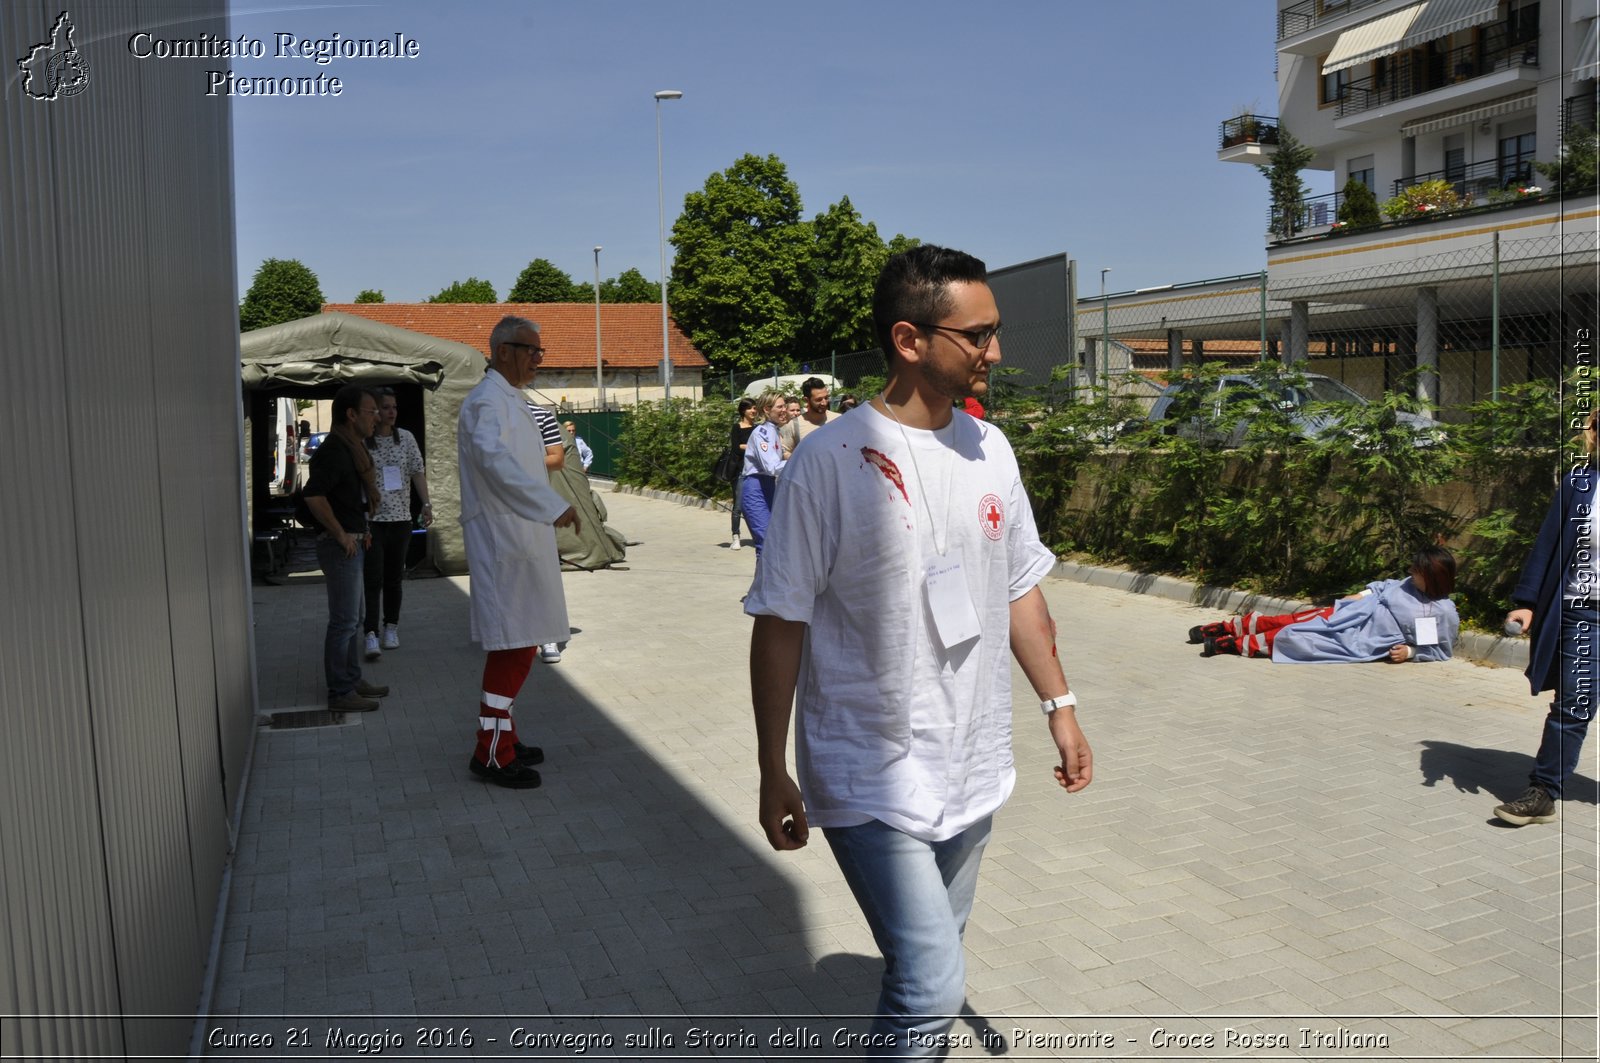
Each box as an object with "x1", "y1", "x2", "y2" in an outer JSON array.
[
  {"x1": 1221, "y1": 605, "x2": 1335, "y2": 657},
  {"x1": 476, "y1": 646, "x2": 537, "y2": 768}
]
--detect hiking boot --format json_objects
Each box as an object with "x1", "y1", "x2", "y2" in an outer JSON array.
[
  {"x1": 469, "y1": 757, "x2": 541, "y2": 789},
  {"x1": 1188, "y1": 622, "x2": 1230, "y2": 644},
  {"x1": 364, "y1": 632, "x2": 381, "y2": 661},
  {"x1": 514, "y1": 742, "x2": 545, "y2": 766},
  {"x1": 1494, "y1": 785, "x2": 1556, "y2": 826},
  {"x1": 382, "y1": 624, "x2": 400, "y2": 650},
  {"x1": 540, "y1": 642, "x2": 562, "y2": 663},
  {"x1": 355, "y1": 679, "x2": 389, "y2": 698},
  {"x1": 328, "y1": 691, "x2": 379, "y2": 713},
  {"x1": 1202, "y1": 634, "x2": 1241, "y2": 657}
]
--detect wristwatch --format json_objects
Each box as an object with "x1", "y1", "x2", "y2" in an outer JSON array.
[{"x1": 1040, "y1": 692, "x2": 1077, "y2": 715}]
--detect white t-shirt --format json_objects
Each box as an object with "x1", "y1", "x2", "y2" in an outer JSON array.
[{"x1": 745, "y1": 403, "x2": 1056, "y2": 841}]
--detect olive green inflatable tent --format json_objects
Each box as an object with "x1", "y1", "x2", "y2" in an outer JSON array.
[{"x1": 240, "y1": 311, "x2": 626, "y2": 575}]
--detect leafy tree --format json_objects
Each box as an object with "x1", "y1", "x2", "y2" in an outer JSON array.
[
  {"x1": 1257, "y1": 127, "x2": 1317, "y2": 239},
  {"x1": 802, "y1": 196, "x2": 889, "y2": 357},
  {"x1": 670, "y1": 153, "x2": 813, "y2": 374},
  {"x1": 428, "y1": 277, "x2": 497, "y2": 303},
  {"x1": 353, "y1": 288, "x2": 385, "y2": 303},
  {"x1": 1335, "y1": 177, "x2": 1381, "y2": 228},
  {"x1": 508, "y1": 258, "x2": 580, "y2": 303},
  {"x1": 604, "y1": 267, "x2": 661, "y2": 303},
  {"x1": 239, "y1": 257, "x2": 325, "y2": 331},
  {"x1": 886, "y1": 233, "x2": 922, "y2": 258},
  {"x1": 1534, "y1": 127, "x2": 1598, "y2": 192}
]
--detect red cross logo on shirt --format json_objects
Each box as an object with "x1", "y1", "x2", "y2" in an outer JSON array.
[{"x1": 979, "y1": 493, "x2": 1004, "y2": 541}]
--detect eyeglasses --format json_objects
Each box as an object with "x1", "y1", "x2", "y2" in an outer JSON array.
[
  {"x1": 505, "y1": 341, "x2": 546, "y2": 359},
  {"x1": 909, "y1": 321, "x2": 1003, "y2": 352}
]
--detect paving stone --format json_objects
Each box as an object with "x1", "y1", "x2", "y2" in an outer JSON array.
[{"x1": 202, "y1": 489, "x2": 1597, "y2": 1059}]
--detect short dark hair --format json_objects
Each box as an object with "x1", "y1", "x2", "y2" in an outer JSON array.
[
  {"x1": 332, "y1": 384, "x2": 375, "y2": 428},
  {"x1": 801, "y1": 377, "x2": 827, "y2": 398},
  {"x1": 872, "y1": 244, "x2": 988, "y2": 360},
  {"x1": 737, "y1": 397, "x2": 757, "y2": 417},
  {"x1": 1411, "y1": 545, "x2": 1456, "y2": 597}
]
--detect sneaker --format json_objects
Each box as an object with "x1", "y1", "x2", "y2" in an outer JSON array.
[
  {"x1": 1188, "y1": 622, "x2": 1229, "y2": 644},
  {"x1": 540, "y1": 642, "x2": 562, "y2": 663},
  {"x1": 364, "y1": 632, "x2": 381, "y2": 661},
  {"x1": 730, "y1": 538, "x2": 742, "y2": 550},
  {"x1": 381, "y1": 624, "x2": 400, "y2": 650},
  {"x1": 355, "y1": 679, "x2": 389, "y2": 698},
  {"x1": 1494, "y1": 785, "x2": 1557, "y2": 826},
  {"x1": 469, "y1": 757, "x2": 541, "y2": 789},
  {"x1": 328, "y1": 691, "x2": 379, "y2": 713}
]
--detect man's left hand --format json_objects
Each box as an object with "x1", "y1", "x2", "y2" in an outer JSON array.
[{"x1": 1048, "y1": 709, "x2": 1093, "y2": 793}]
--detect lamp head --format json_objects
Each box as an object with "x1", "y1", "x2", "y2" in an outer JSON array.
[{"x1": 655, "y1": 90, "x2": 683, "y2": 100}]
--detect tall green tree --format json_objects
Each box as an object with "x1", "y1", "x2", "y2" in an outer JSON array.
[
  {"x1": 353, "y1": 288, "x2": 385, "y2": 303},
  {"x1": 1258, "y1": 127, "x2": 1317, "y2": 240},
  {"x1": 428, "y1": 277, "x2": 497, "y2": 303},
  {"x1": 669, "y1": 153, "x2": 813, "y2": 374},
  {"x1": 508, "y1": 258, "x2": 581, "y2": 302},
  {"x1": 239, "y1": 257, "x2": 325, "y2": 331},
  {"x1": 603, "y1": 267, "x2": 661, "y2": 303},
  {"x1": 802, "y1": 196, "x2": 889, "y2": 357}
]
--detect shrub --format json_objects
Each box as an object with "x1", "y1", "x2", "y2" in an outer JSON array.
[
  {"x1": 1380, "y1": 179, "x2": 1465, "y2": 220},
  {"x1": 1336, "y1": 177, "x2": 1382, "y2": 228}
]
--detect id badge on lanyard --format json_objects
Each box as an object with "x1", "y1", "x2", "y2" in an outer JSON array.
[{"x1": 926, "y1": 545, "x2": 981, "y2": 650}]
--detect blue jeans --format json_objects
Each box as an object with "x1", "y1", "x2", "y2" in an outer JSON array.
[
  {"x1": 824, "y1": 816, "x2": 992, "y2": 1059},
  {"x1": 731, "y1": 473, "x2": 746, "y2": 537},
  {"x1": 316, "y1": 535, "x2": 365, "y2": 698},
  {"x1": 1531, "y1": 604, "x2": 1598, "y2": 798}
]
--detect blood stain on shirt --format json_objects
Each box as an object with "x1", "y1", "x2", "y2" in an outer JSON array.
[{"x1": 860, "y1": 447, "x2": 910, "y2": 505}]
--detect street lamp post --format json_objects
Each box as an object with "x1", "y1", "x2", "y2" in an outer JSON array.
[
  {"x1": 1100, "y1": 268, "x2": 1112, "y2": 395},
  {"x1": 655, "y1": 89, "x2": 683, "y2": 401},
  {"x1": 593, "y1": 246, "x2": 604, "y2": 410}
]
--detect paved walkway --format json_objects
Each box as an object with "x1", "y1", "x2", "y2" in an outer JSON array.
[{"x1": 205, "y1": 490, "x2": 1597, "y2": 1061}]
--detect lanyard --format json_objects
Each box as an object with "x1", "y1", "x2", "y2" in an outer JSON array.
[{"x1": 878, "y1": 395, "x2": 953, "y2": 557}]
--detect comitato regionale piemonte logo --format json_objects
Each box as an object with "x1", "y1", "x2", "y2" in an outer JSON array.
[{"x1": 18, "y1": 11, "x2": 91, "y2": 101}]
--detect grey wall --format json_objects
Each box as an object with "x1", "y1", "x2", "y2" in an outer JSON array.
[
  {"x1": 1, "y1": 0, "x2": 254, "y2": 1056},
  {"x1": 989, "y1": 253, "x2": 1075, "y2": 389}
]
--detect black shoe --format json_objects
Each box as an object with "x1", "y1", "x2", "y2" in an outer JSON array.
[
  {"x1": 328, "y1": 691, "x2": 380, "y2": 712},
  {"x1": 1187, "y1": 625, "x2": 1205, "y2": 644},
  {"x1": 469, "y1": 757, "x2": 541, "y2": 789},
  {"x1": 1202, "y1": 634, "x2": 1241, "y2": 657},
  {"x1": 1494, "y1": 785, "x2": 1556, "y2": 826},
  {"x1": 355, "y1": 679, "x2": 390, "y2": 698},
  {"x1": 514, "y1": 742, "x2": 545, "y2": 766}
]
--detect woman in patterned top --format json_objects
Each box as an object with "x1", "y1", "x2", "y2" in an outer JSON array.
[{"x1": 362, "y1": 387, "x2": 432, "y2": 659}]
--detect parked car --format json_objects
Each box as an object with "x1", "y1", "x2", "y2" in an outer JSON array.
[
  {"x1": 1147, "y1": 372, "x2": 1444, "y2": 448},
  {"x1": 302, "y1": 431, "x2": 329, "y2": 460}
]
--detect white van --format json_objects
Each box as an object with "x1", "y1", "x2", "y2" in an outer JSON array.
[{"x1": 265, "y1": 396, "x2": 299, "y2": 497}]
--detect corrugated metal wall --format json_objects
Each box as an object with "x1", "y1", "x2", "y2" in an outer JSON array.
[{"x1": 0, "y1": 1, "x2": 254, "y2": 1056}]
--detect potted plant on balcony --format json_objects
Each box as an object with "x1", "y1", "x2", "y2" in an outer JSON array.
[
  {"x1": 1223, "y1": 106, "x2": 1261, "y2": 148},
  {"x1": 1379, "y1": 179, "x2": 1466, "y2": 221},
  {"x1": 1335, "y1": 177, "x2": 1382, "y2": 230},
  {"x1": 1257, "y1": 127, "x2": 1316, "y2": 239}
]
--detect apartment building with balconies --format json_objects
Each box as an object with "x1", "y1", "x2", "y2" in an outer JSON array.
[{"x1": 1211, "y1": 0, "x2": 1597, "y2": 414}]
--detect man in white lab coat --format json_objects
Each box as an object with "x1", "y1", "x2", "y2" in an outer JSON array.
[{"x1": 458, "y1": 316, "x2": 581, "y2": 789}]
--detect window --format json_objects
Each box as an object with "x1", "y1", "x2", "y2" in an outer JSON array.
[
  {"x1": 1506, "y1": 0, "x2": 1539, "y2": 46},
  {"x1": 1322, "y1": 64, "x2": 1351, "y2": 104},
  {"x1": 1499, "y1": 131, "x2": 1536, "y2": 186},
  {"x1": 1443, "y1": 136, "x2": 1465, "y2": 184},
  {"x1": 1348, "y1": 154, "x2": 1375, "y2": 190}
]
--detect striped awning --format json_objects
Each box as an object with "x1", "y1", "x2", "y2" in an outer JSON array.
[
  {"x1": 1397, "y1": 0, "x2": 1502, "y2": 51},
  {"x1": 1575, "y1": 17, "x2": 1600, "y2": 81},
  {"x1": 1399, "y1": 91, "x2": 1539, "y2": 136},
  {"x1": 1323, "y1": 0, "x2": 1500, "y2": 74},
  {"x1": 1324, "y1": 4, "x2": 1424, "y2": 74}
]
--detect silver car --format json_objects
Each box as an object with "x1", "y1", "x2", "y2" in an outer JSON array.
[{"x1": 1147, "y1": 372, "x2": 1444, "y2": 448}]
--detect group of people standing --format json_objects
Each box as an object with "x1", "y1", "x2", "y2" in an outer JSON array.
[
  {"x1": 729, "y1": 377, "x2": 845, "y2": 554},
  {"x1": 300, "y1": 385, "x2": 433, "y2": 714}
]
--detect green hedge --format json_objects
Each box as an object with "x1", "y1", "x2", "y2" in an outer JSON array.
[{"x1": 615, "y1": 368, "x2": 1580, "y2": 629}]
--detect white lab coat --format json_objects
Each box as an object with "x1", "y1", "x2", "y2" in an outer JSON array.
[{"x1": 457, "y1": 369, "x2": 571, "y2": 650}]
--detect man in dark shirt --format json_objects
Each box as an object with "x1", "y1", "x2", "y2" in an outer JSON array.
[{"x1": 303, "y1": 385, "x2": 391, "y2": 712}]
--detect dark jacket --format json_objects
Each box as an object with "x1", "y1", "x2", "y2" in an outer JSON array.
[{"x1": 1511, "y1": 468, "x2": 1597, "y2": 694}]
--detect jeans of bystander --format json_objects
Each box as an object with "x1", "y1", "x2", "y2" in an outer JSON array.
[{"x1": 316, "y1": 535, "x2": 365, "y2": 698}]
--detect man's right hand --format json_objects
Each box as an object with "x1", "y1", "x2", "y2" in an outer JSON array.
[
  {"x1": 553, "y1": 506, "x2": 581, "y2": 534},
  {"x1": 758, "y1": 772, "x2": 809, "y2": 851}
]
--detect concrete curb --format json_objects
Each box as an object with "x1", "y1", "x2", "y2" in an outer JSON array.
[{"x1": 611, "y1": 481, "x2": 1530, "y2": 671}]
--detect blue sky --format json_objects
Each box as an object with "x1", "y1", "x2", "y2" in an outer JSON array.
[{"x1": 230, "y1": 1, "x2": 1286, "y2": 304}]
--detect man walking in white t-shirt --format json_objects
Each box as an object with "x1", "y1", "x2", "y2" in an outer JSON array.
[
  {"x1": 778, "y1": 376, "x2": 839, "y2": 458},
  {"x1": 747, "y1": 245, "x2": 1093, "y2": 1056}
]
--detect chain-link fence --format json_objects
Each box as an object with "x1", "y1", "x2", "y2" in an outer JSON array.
[{"x1": 1086, "y1": 229, "x2": 1597, "y2": 420}]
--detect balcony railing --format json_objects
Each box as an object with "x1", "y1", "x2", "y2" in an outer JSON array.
[
  {"x1": 1335, "y1": 33, "x2": 1539, "y2": 119},
  {"x1": 1277, "y1": 0, "x2": 1391, "y2": 41},
  {"x1": 1266, "y1": 190, "x2": 1347, "y2": 237},
  {"x1": 1393, "y1": 158, "x2": 1536, "y2": 200},
  {"x1": 1219, "y1": 114, "x2": 1281, "y2": 150}
]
